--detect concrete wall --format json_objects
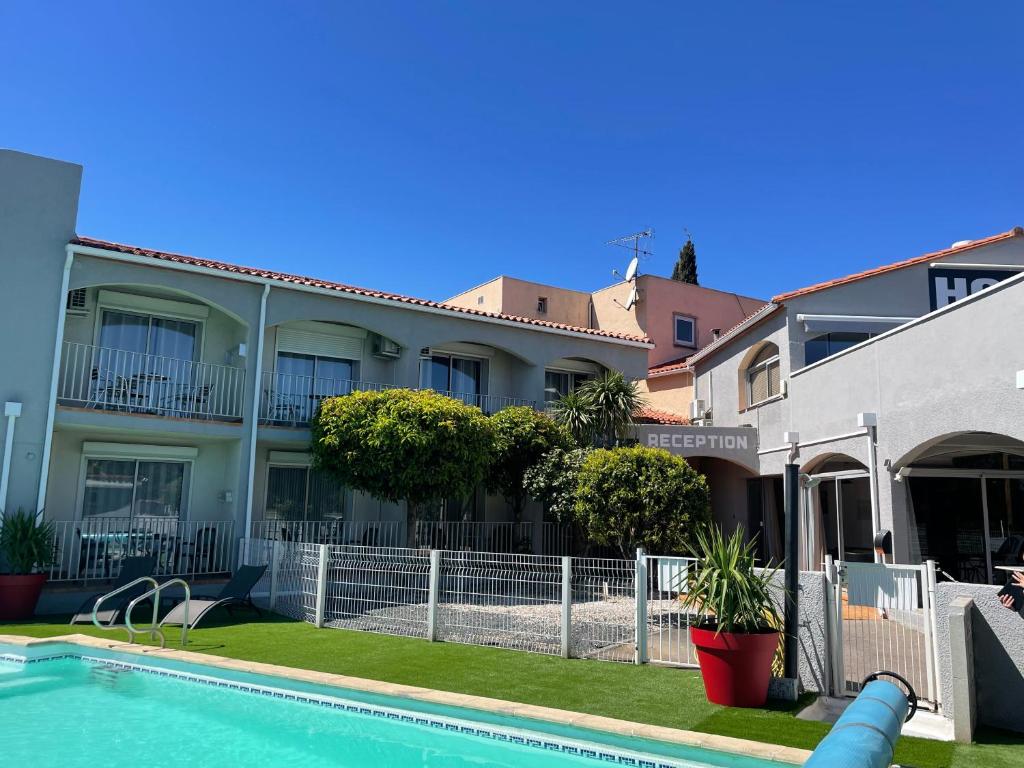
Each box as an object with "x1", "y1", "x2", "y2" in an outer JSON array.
[
  {"x1": 936, "y1": 582, "x2": 1024, "y2": 734},
  {"x1": 768, "y1": 569, "x2": 830, "y2": 694},
  {"x1": 446, "y1": 276, "x2": 593, "y2": 329},
  {"x1": 0, "y1": 150, "x2": 82, "y2": 514},
  {"x1": 637, "y1": 371, "x2": 693, "y2": 416}
]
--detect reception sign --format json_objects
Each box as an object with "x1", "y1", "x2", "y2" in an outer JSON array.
[{"x1": 633, "y1": 425, "x2": 760, "y2": 473}]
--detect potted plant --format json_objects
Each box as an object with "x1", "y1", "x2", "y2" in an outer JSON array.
[
  {"x1": 0, "y1": 509, "x2": 55, "y2": 620},
  {"x1": 680, "y1": 526, "x2": 781, "y2": 707}
]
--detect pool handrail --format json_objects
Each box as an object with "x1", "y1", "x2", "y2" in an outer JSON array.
[
  {"x1": 91, "y1": 576, "x2": 160, "y2": 643},
  {"x1": 126, "y1": 578, "x2": 191, "y2": 648}
]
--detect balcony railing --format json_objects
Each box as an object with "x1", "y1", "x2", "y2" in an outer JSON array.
[
  {"x1": 59, "y1": 342, "x2": 246, "y2": 421},
  {"x1": 259, "y1": 371, "x2": 536, "y2": 425},
  {"x1": 259, "y1": 371, "x2": 397, "y2": 425},
  {"x1": 47, "y1": 518, "x2": 235, "y2": 584},
  {"x1": 250, "y1": 519, "x2": 405, "y2": 547}
]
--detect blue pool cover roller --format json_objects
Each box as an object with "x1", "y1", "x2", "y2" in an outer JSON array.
[{"x1": 804, "y1": 677, "x2": 912, "y2": 768}]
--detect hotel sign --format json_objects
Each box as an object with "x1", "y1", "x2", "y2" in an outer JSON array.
[
  {"x1": 929, "y1": 266, "x2": 1019, "y2": 310},
  {"x1": 633, "y1": 425, "x2": 760, "y2": 473}
]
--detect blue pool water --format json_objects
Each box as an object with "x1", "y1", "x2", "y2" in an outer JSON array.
[{"x1": 0, "y1": 644, "x2": 787, "y2": 768}]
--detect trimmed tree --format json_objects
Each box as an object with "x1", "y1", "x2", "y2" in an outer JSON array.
[
  {"x1": 485, "y1": 407, "x2": 574, "y2": 523},
  {"x1": 578, "y1": 370, "x2": 644, "y2": 447},
  {"x1": 311, "y1": 389, "x2": 494, "y2": 546},
  {"x1": 671, "y1": 238, "x2": 699, "y2": 285},
  {"x1": 522, "y1": 446, "x2": 593, "y2": 554},
  {"x1": 574, "y1": 445, "x2": 710, "y2": 558}
]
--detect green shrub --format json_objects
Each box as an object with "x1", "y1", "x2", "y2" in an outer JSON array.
[
  {"x1": 485, "y1": 407, "x2": 573, "y2": 521},
  {"x1": 0, "y1": 509, "x2": 55, "y2": 574},
  {"x1": 311, "y1": 389, "x2": 494, "y2": 542},
  {"x1": 522, "y1": 446, "x2": 592, "y2": 524},
  {"x1": 574, "y1": 445, "x2": 710, "y2": 557}
]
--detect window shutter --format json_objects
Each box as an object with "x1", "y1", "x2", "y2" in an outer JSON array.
[
  {"x1": 749, "y1": 367, "x2": 769, "y2": 404},
  {"x1": 768, "y1": 361, "x2": 780, "y2": 397},
  {"x1": 277, "y1": 327, "x2": 362, "y2": 361}
]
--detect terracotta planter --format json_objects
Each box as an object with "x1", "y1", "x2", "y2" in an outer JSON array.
[
  {"x1": 0, "y1": 573, "x2": 47, "y2": 621},
  {"x1": 690, "y1": 626, "x2": 779, "y2": 707}
]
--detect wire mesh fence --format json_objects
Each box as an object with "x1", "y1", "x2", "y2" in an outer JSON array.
[
  {"x1": 644, "y1": 556, "x2": 702, "y2": 667},
  {"x1": 321, "y1": 545, "x2": 433, "y2": 638},
  {"x1": 437, "y1": 551, "x2": 563, "y2": 654},
  {"x1": 570, "y1": 557, "x2": 636, "y2": 662}
]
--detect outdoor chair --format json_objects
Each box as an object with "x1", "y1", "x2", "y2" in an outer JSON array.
[
  {"x1": 69, "y1": 555, "x2": 157, "y2": 625},
  {"x1": 159, "y1": 564, "x2": 267, "y2": 630}
]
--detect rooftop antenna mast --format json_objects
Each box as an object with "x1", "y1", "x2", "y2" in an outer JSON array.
[{"x1": 608, "y1": 228, "x2": 652, "y2": 310}]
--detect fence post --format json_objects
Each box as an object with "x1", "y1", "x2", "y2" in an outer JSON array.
[
  {"x1": 635, "y1": 547, "x2": 648, "y2": 665},
  {"x1": 924, "y1": 559, "x2": 940, "y2": 707},
  {"x1": 314, "y1": 544, "x2": 329, "y2": 628},
  {"x1": 823, "y1": 555, "x2": 841, "y2": 696},
  {"x1": 269, "y1": 539, "x2": 281, "y2": 611},
  {"x1": 427, "y1": 549, "x2": 441, "y2": 641},
  {"x1": 561, "y1": 555, "x2": 572, "y2": 658}
]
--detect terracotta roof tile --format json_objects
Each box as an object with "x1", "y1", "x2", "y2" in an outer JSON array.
[
  {"x1": 70, "y1": 237, "x2": 650, "y2": 345},
  {"x1": 772, "y1": 227, "x2": 1023, "y2": 302},
  {"x1": 634, "y1": 406, "x2": 690, "y2": 425},
  {"x1": 647, "y1": 355, "x2": 693, "y2": 376}
]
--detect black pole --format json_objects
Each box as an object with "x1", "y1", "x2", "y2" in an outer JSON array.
[{"x1": 783, "y1": 461, "x2": 800, "y2": 680}]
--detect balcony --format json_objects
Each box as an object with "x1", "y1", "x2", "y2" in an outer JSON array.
[
  {"x1": 58, "y1": 342, "x2": 246, "y2": 422},
  {"x1": 259, "y1": 371, "x2": 536, "y2": 426}
]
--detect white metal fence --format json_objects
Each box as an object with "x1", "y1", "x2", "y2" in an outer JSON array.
[
  {"x1": 58, "y1": 341, "x2": 246, "y2": 421},
  {"x1": 250, "y1": 520, "x2": 405, "y2": 547},
  {"x1": 48, "y1": 518, "x2": 235, "y2": 583},
  {"x1": 827, "y1": 558, "x2": 940, "y2": 708},
  {"x1": 259, "y1": 371, "x2": 396, "y2": 425}
]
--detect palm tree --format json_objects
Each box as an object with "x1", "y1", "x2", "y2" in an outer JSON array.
[
  {"x1": 582, "y1": 370, "x2": 645, "y2": 447},
  {"x1": 548, "y1": 389, "x2": 595, "y2": 446}
]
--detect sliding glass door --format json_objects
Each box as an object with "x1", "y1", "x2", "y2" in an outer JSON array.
[
  {"x1": 82, "y1": 458, "x2": 188, "y2": 523},
  {"x1": 272, "y1": 352, "x2": 358, "y2": 423},
  {"x1": 419, "y1": 354, "x2": 483, "y2": 406},
  {"x1": 265, "y1": 465, "x2": 348, "y2": 523}
]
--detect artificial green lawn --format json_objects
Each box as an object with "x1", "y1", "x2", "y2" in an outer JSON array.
[{"x1": 2, "y1": 613, "x2": 1021, "y2": 768}]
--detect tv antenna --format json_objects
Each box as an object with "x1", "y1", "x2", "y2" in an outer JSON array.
[{"x1": 609, "y1": 229, "x2": 650, "y2": 310}]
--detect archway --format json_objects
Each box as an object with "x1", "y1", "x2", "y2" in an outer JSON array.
[
  {"x1": 896, "y1": 431, "x2": 1024, "y2": 583},
  {"x1": 801, "y1": 453, "x2": 873, "y2": 568}
]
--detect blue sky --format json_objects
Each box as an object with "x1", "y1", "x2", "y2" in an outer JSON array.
[{"x1": 2, "y1": 2, "x2": 1022, "y2": 302}]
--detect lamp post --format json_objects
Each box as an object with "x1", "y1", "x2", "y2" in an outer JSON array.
[{"x1": 782, "y1": 431, "x2": 800, "y2": 681}]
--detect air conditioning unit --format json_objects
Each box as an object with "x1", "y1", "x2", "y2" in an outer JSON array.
[
  {"x1": 65, "y1": 288, "x2": 88, "y2": 316},
  {"x1": 372, "y1": 335, "x2": 402, "y2": 359},
  {"x1": 690, "y1": 399, "x2": 706, "y2": 421}
]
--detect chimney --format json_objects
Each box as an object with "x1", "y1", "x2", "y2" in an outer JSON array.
[{"x1": 711, "y1": 328, "x2": 721, "y2": 341}]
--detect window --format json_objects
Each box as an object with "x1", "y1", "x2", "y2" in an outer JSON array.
[
  {"x1": 265, "y1": 465, "x2": 348, "y2": 522},
  {"x1": 537, "y1": 296, "x2": 548, "y2": 314},
  {"x1": 82, "y1": 458, "x2": 189, "y2": 521},
  {"x1": 100, "y1": 310, "x2": 199, "y2": 362},
  {"x1": 271, "y1": 351, "x2": 360, "y2": 422},
  {"x1": 544, "y1": 369, "x2": 594, "y2": 403},
  {"x1": 746, "y1": 343, "x2": 781, "y2": 406},
  {"x1": 804, "y1": 331, "x2": 873, "y2": 366},
  {"x1": 673, "y1": 314, "x2": 696, "y2": 347},
  {"x1": 419, "y1": 354, "x2": 483, "y2": 399}
]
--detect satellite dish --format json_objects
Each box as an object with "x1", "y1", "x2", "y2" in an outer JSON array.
[
  {"x1": 624, "y1": 285, "x2": 639, "y2": 310},
  {"x1": 624, "y1": 256, "x2": 639, "y2": 283}
]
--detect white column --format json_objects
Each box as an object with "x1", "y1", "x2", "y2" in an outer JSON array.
[
  {"x1": 560, "y1": 555, "x2": 572, "y2": 658},
  {"x1": 859, "y1": 413, "x2": 882, "y2": 563},
  {"x1": 243, "y1": 284, "x2": 271, "y2": 538},
  {"x1": 0, "y1": 402, "x2": 23, "y2": 514},
  {"x1": 36, "y1": 250, "x2": 74, "y2": 518}
]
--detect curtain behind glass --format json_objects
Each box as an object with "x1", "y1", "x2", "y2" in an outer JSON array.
[
  {"x1": 149, "y1": 318, "x2": 198, "y2": 362},
  {"x1": 308, "y1": 470, "x2": 347, "y2": 521},
  {"x1": 99, "y1": 311, "x2": 149, "y2": 353},
  {"x1": 83, "y1": 459, "x2": 135, "y2": 518},
  {"x1": 133, "y1": 461, "x2": 185, "y2": 519},
  {"x1": 266, "y1": 466, "x2": 308, "y2": 521},
  {"x1": 451, "y1": 357, "x2": 481, "y2": 396}
]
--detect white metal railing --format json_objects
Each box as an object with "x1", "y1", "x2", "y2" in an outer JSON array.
[
  {"x1": 829, "y1": 559, "x2": 939, "y2": 707},
  {"x1": 258, "y1": 371, "x2": 537, "y2": 426},
  {"x1": 59, "y1": 342, "x2": 246, "y2": 421},
  {"x1": 48, "y1": 518, "x2": 235, "y2": 583},
  {"x1": 413, "y1": 521, "x2": 534, "y2": 553},
  {"x1": 249, "y1": 519, "x2": 404, "y2": 547},
  {"x1": 259, "y1": 371, "x2": 396, "y2": 425},
  {"x1": 429, "y1": 390, "x2": 536, "y2": 415},
  {"x1": 643, "y1": 555, "x2": 703, "y2": 667}
]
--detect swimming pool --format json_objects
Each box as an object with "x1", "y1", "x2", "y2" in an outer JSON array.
[{"x1": 0, "y1": 641, "x2": 797, "y2": 768}]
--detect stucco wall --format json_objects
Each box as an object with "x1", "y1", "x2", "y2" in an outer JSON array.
[
  {"x1": 936, "y1": 582, "x2": 1024, "y2": 733},
  {"x1": 768, "y1": 569, "x2": 830, "y2": 694},
  {"x1": 637, "y1": 371, "x2": 693, "y2": 416}
]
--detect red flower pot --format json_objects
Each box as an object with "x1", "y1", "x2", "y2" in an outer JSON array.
[
  {"x1": 690, "y1": 626, "x2": 779, "y2": 707},
  {"x1": 0, "y1": 573, "x2": 48, "y2": 621}
]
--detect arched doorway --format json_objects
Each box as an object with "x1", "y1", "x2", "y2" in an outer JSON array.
[
  {"x1": 802, "y1": 454, "x2": 874, "y2": 568},
  {"x1": 897, "y1": 432, "x2": 1024, "y2": 583}
]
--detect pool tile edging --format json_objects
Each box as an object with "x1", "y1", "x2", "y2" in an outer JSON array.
[{"x1": 0, "y1": 633, "x2": 810, "y2": 766}]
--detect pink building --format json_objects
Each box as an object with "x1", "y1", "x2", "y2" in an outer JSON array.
[{"x1": 447, "y1": 274, "x2": 764, "y2": 420}]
